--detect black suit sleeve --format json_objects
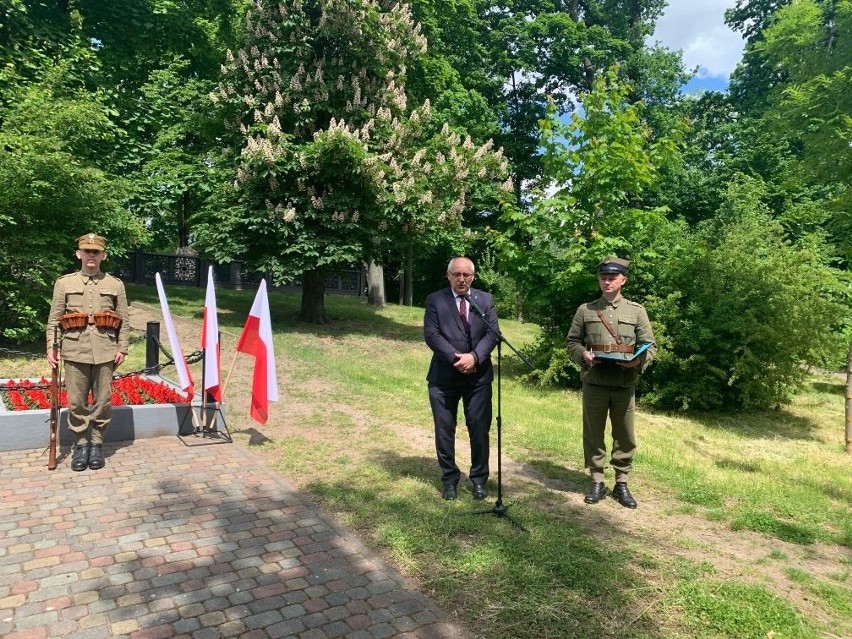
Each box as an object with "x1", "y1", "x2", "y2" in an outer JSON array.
[{"x1": 424, "y1": 292, "x2": 461, "y2": 365}]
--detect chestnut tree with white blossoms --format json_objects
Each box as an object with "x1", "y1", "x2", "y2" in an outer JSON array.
[{"x1": 197, "y1": 0, "x2": 512, "y2": 322}]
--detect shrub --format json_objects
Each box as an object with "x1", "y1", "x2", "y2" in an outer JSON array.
[{"x1": 642, "y1": 175, "x2": 843, "y2": 410}]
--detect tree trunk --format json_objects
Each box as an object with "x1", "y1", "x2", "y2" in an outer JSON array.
[
  {"x1": 846, "y1": 340, "x2": 851, "y2": 453},
  {"x1": 404, "y1": 244, "x2": 414, "y2": 306},
  {"x1": 299, "y1": 268, "x2": 328, "y2": 324},
  {"x1": 365, "y1": 259, "x2": 385, "y2": 307},
  {"x1": 568, "y1": 0, "x2": 580, "y2": 21},
  {"x1": 178, "y1": 191, "x2": 190, "y2": 248}
]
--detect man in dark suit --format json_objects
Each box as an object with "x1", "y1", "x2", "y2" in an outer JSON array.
[{"x1": 424, "y1": 257, "x2": 500, "y2": 500}]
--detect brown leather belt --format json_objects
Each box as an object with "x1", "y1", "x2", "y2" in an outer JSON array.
[{"x1": 590, "y1": 343, "x2": 634, "y2": 354}]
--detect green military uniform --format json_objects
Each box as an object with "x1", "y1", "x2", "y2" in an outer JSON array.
[
  {"x1": 566, "y1": 261, "x2": 656, "y2": 485},
  {"x1": 46, "y1": 237, "x2": 129, "y2": 446}
]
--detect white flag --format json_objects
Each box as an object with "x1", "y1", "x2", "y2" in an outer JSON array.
[
  {"x1": 155, "y1": 273, "x2": 195, "y2": 399},
  {"x1": 202, "y1": 266, "x2": 221, "y2": 402}
]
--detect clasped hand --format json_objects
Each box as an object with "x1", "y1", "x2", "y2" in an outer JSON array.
[{"x1": 453, "y1": 352, "x2": 477, "y2": 374}]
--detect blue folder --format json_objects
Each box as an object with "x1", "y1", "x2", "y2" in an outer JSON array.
[{"x1": 591, "y1": 342, "x2": 653, "y2": 362}]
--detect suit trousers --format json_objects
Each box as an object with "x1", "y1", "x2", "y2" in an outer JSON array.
[
  {"x1": 582, "y1": 383, "x2": 636, "y2": 477},
  {"x1": 64, "y1": 360, "x2": 115, "y2": 444},
  {"x1": 428, "y1": 380, "x2": 492, "y2": 487}
]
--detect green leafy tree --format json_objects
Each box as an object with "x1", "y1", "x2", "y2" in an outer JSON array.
[
  {"x1": 125, "y1": 58, "x2": 223, "y2": 250},
  {"x1": 495, "y1": 69, "x2": 683, "y2": 380},
  {"x1": 85, "y1": 0, "x2": 248, "y2": 249},
  {"x1": 725, "y1": 0, "x2": 794, "y2": 114},
  {"x1": 199, "y1": 0, "x2": 510, "y2": 322},
  {"x1": 0, "y1": 54, "x2": 145, "y2": 342},
  {"x1": 1, "y1": 0, "x2": 248, "y2": 253},
  {"x1": 478, "y1": 0, "x2": 682, "y2": 201},
  {"x1": 752, "y1": 0, "x2": 852, "y2": 262}
]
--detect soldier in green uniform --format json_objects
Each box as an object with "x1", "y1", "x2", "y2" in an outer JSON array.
[
  {"x1": 566, "y1": 256, "x2": 656, "y2": 508},
  {"x1": 46, "y1": 234, "x2": 130, "y2": 471}
]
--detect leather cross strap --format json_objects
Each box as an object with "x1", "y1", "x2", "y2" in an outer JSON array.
[
  {"x1": 590, "y1": 343, "x2": 635, "y2": 354},
  {"x1": 595, "y1": 310, "x2": 623, "y2": 344}
]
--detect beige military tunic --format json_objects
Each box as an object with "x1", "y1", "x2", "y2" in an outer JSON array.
[
  {"x1": 46, "y1": 271, "x2": 130, "y2": 363},
  {"x1": 46, "y1": 270, "x2": 130, "y2": 443}
]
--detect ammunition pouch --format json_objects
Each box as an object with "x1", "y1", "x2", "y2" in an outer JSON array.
[
  {"x1": 93, "y1": 311, "x2": 122, "y2": 330},
  {"x1": 59, "y1": 312, "x2": 88, "y2": 331}
]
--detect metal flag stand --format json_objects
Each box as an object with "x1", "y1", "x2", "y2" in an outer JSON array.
[
  {"x1": 139, "y1": 318, "x2": 231, "y2": 446},
  {"x1": 177, "y1": 398, "x2": 232, "y2": 445},
  {"x1": 177, "y1": 339, "x2": 231, "y2": 445}
]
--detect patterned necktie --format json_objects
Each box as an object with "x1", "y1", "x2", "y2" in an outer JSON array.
[
  {"x1": 459, "y1": 297, "x2": 470, "y2": 330},
  {"x1": 459, "y1": 296, "x2": 472, "y2": 350}
]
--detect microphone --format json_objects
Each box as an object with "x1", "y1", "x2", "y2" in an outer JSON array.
[{"x1": 463, "y1": 294, "x2": 486, "y2": 320}]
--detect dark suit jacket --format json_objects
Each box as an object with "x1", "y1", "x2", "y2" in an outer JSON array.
[{"x1": 424, "y1": 287, "x2": 500, "y2": 385}]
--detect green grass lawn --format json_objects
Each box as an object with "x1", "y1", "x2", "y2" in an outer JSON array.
[{"x1": 7, "y1": 283, "x2": 850, "y2": 639}]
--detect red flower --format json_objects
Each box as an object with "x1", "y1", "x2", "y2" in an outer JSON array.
[{"x1": 0, "y1": 376, "x2": 192, "y2": 412}]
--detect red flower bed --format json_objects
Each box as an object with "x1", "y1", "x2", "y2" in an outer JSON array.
[{"x1": 0, "y1": 376, "x2": 191, "y2": 411}]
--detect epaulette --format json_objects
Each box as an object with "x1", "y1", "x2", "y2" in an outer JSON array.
[
  {"x1": 59, "y1": 272, "x2": 76, "y2": 280},
  {"x1": 626, "y1": 299, "x2": 643, "y2": 307}
]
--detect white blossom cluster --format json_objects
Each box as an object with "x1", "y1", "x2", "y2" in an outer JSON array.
[{"x1": 218, "y1": 0, "x2": 511, "y2": 232}]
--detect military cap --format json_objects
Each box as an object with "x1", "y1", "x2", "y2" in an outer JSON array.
[
  {"x1": 77, "y1": 233, "x2": 107, "y2": 251},
  {"x1": 597, "y1": 255, "x2": 630, "y2": 274}
]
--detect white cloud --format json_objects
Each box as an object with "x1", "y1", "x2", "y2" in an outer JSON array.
[{"x1": 649, "y1": 0, "x2": 745, "y2": 79}]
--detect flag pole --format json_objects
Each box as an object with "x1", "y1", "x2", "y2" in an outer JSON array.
[
  {"x1": 189, "y1": 395, "x2": 203, "y2": 431},
  {"x1": 220, "y1": 349, "x2": 241, "y2": 402},
  {"x1": 200, "y1": 344, "x2": 209, "y2": 431},
  {"x1": 155, "y1": 272, "x2": 199, "y2": 432}
]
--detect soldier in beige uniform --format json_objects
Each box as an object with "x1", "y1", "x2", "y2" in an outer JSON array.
[
  {"x1": 46, "y1": 234, "x2": 130, "y2": 471},
  {"x1": 566, "y1": 256, "x2": 655, "y2": 508}
]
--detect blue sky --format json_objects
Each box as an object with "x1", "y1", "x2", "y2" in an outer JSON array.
[{"x1": 649, "y1": 0, "x2": 746, "y2": 93}]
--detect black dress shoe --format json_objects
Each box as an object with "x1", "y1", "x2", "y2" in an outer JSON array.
[
  {"x1": 71, "y1": 444, "x2": 90, "y2": 472},
  {"x1": 88, "y1": 444, "x2": 105, "y2": 470},
  {"x1": 584, "y1": 482, "x2": 608, "y2": 504},
  {"x1": 441, "y1": 484, "x2": 457, "y2": 500},
  {"x1": 612, "y1": 483, "x2": 637, "y2": 509},
  {"x1": 471, "y1": 483, "x2": 488, "y2": 500}
]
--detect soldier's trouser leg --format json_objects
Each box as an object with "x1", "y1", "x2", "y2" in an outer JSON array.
[
  {"x1": 65, "y1": 361, "x2": 92, "y2": 444},
  {"x1": 88, "y1": 362, "x2": 114, "y2": 445},
  {"x1": 609, "y1": 386, "x2": 637, "y2": 480},
  {"x1": 64, "y1": 361, "x2": 114, "y2": 445},
  {"x1": 582, "y1": 383, "x2": 611, "y2": 479},
  {"x1": 583, "y1": 384, "x2": 637, "y2": 481}
]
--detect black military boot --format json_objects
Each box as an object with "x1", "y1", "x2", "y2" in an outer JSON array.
[
  {"x1": 612, "y1": 482, "x2": 638, "y2": 509},
  {"x1": 88, "y1": 444, "x2": 105, "y2": 470},
  {"x1": 584, "y1": 482, "x2": 608, "y2": 504},
  {"x1": 71, "y1": 443, "x2": 90, "y2": 471}
]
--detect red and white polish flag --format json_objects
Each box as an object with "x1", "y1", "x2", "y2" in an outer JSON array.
[
  {"x1": 155, "y1": 273, "x2": 195, "y2": 400},
  {"x1": 202, "y1": 266, "x2": 222, "y2": 402},
  {"x1": 236, "y1": 279, "x2": 278, "y2": 424}
]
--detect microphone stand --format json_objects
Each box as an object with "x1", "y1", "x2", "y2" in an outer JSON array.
[{"x1": 465, "y1": 295, "x2": 534, "y2": 531}]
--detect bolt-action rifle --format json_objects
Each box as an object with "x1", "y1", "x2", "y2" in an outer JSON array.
[{"x1": 48, "y1": 327, "x2": 59, "y2": 471}]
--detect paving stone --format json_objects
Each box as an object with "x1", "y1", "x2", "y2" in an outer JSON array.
[{"x1": 0, "y1": 441, "x2": 476, "y2": 639}]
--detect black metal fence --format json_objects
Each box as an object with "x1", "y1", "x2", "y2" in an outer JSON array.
[{"x1": 111, "y1": 250, "x2": 364, "y2": 296}]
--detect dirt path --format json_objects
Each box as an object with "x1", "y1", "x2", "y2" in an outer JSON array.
[{"x1": 129, "y1": 302, "x2": 851, "y2": 632}]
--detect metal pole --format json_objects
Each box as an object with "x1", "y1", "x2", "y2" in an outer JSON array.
[{"x1": 146, "y1": 321, "x2": 160, "y2": 370}]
